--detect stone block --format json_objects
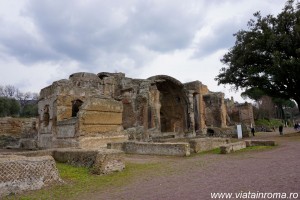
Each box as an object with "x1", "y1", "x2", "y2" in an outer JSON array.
[
  {"x1": 80, "y1": 98, "x2": 123, "y2": 112},
  {"x1": 189, "y1": 138, "x2": 230, "y2": 153},
  {"x1": 245, "y1": 140, "x2": 277, "y2": 147},
  {"x1": 38, "y1": 134, "x2": 53, "y2": 149},
  {"x1": 0, "y1": 117, "x2": 37, "y2": 138},
  {"x1": 0, "y1": 155, "x2": 61, "y2": 197},
  {"x1": 53, "y1": 148, "x2": 125, "y2": 174},
  {"x1": 91, "y1": 149, "x2": 125, "y2": 174},
  {"x1": 220, "y1": 141, "x2": 246, "y2": 154},
  {"x1": 79, "y1": 125, "x2": 123, "y2": 134},
  {"x1": 78, "y1": 136, "x2": 127, "y2": 148},
  {"x1": 52, "y1": 138, "x2": 79, "y2": 148},
  {"x1": 57, "y1": 118, "x2": 77, "y2": 138},
  {"x1": 111, "y1": 142, "x2": 190, "y2": 156},
  {"x1": 107, "y1": 142, "x2": 124, "y2": 151},
  {"x1": 19, "y1": 139, "x2": 37, "y2": 150},
  {"x1": 81, "y1": 112, "x2": 122, "y2": 125}
]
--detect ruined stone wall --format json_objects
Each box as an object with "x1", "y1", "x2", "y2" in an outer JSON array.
[
  {"x1": 225, "y1": 100, "x2": 255, "y2": 126},
  {"x1": 77, "y1": 98, "x2": 126, "y2": 148},
  {"x1": 38, "y1": 73, "x2": 106, "y2": 148},
  {"x1": 203, "y1": 92, "x2": 227, "y2": 128},
  {"x1": 37, "y1": 71, "x2": 241, "y2": 148},
  {"x1": 239, "y1": 103, "x2": 254, "y2": 126},
  {"x1": 77, "y1": 98, "x2": 123, "y2": 135},
  {"x1": 0, "y1": 155, "x2": 61, "y2": 197},
  {"x1": 0, "y1": 117, "x2": 37, "y2": 137}
]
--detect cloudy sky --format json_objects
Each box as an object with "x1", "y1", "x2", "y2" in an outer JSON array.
[{"x1": 0, "y1": 0, "x2": 287, "y2": 101}]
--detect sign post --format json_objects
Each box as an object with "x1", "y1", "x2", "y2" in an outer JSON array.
[{"x1": 237, "y1": 124, "x2": 243, "y2": 139}]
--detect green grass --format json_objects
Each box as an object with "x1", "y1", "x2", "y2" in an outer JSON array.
[
  {"x1": 255, "y1": 118, "x2": 283, "y2": 128},
  {"x1": 4, "y1": 162, "x2": 161, "y2": 200},
  {"x1": 235, "y1": 145, "x2": 275, "y2": 153},
  {"x1": 192, "y1": 145, "x2": 275, "y2": 157}
]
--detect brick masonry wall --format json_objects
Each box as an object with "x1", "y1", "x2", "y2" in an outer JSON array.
[
  {"x1": 0, "y1": 155, "x2": 61, "y2": 197},
  {"x1": 0, "y1": 117, "x2": 37, "y2": 137}
]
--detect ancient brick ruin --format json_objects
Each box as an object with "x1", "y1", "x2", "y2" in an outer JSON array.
[{"x1": 37, "y1": 72, "x2": 254, "y2": 149}]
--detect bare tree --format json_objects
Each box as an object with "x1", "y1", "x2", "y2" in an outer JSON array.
[
  {"x1": 0, "y1": 85, "x2": 4, "y2": 96},
  {"x1": 4, "y1": 85, "x2": 16, "y2": 97},
  {"x1": 15, "y1": 89, "x2": 32, "y2": 109},
  {"x1": 31, "y1": 93, "x2": 39, "y2": 101}
]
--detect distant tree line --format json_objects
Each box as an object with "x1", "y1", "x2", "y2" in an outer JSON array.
[{"x1": 0, "y1": 85, "x2": 39, "y2": 117}]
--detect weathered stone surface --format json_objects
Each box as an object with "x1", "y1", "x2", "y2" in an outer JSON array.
[
  {"x1": 245, "y1": 140, "x2": 277, "y2": 147},
  {"x1": 189, "y1": 138, "x2": 230, "y2": 153},
  {"x1": 38, "y1": 134, "x2": 53, "y2": 149},
  {"x1": 108, "y1": 141, "x2": 190, "y2": 157},
  {"x1": 80, "y1": 98, "x2": 123, "y2": 112},
  {"x1": 78, "y1": 136, "x2": 127, "y2": 148},
  {"x1": 79, "y1": 125, "x2": 123, "y2": 134},
  {"x1": 220, "y1": 141, "x2": 246, "y2": 154},
  {"x1": 57, "y1": 118, "x2": 77, "y2": 138},
  {"x1": 53, "y1": 148, "x2": 125, "y2": 174},
  {"x1": 77, "y1": 98, "x2": 124, "y2": 135},
  {"x1": 37, "y1": 71, "x2": 254, "y2": 149},
  {"x1": 81, "y1": 112, "x2": 122, "y2": 125},
  {"x1": 19, "y1": 139, "x2": 38, "y2": 150},
  {"x1": 0, "y1": 155, "x2": 61, "y2": 197},
  {"x1": 0, "y1": 117, "x2": 37, "y2": 138},
  {"x1": 91, "y1": 149, "x2": 125, "y2": 174},
  {"x1": 226, "y1": 100, "x2": 255, "y2": 127}
]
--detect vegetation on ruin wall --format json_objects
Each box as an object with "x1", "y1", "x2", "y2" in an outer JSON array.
[
  {"x1": 215, "y1": 0, "x2": 300, "y2": 111},
  {"x1": 4, "y1": 162, "x2": 161, "y2": 200}
]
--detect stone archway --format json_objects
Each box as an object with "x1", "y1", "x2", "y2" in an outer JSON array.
[{"x1": 148, "y1": 75, "x2": 190, "y2": 133}]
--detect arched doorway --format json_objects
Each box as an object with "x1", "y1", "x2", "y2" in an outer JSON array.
[
  {"x1": 72, "y1": 99, "x2": 83, "y2": 117},
  {"x1": 148, "y1": 75, "x2": 190, "y2": 133}
]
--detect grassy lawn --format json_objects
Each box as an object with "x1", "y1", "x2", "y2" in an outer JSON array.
[
  {"x1": 236, "y1": 145, "x2": 275, "y2": 153},
  {"x1": 4, "y1": 162, "x2": 161, "y2": 200}
]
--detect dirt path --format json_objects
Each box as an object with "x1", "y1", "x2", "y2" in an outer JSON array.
[{"x1": 76, "y1": 131, "x2": 300, "y2": 200}]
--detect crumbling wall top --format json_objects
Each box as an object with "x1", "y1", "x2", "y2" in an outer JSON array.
[
  {"x1": 97, "y1": 72, "x2": 125, "y2": 79},
  {"x1": 147, "y1": 75, "x2": 183, "y2": 87},
  {"x1": 69, "y1": 72, "x2": 101, "y2": 82}
]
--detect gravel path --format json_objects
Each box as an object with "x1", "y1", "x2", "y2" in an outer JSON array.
[{"x1": 77, "y1": 131, "x2": 300, "y2": 200}]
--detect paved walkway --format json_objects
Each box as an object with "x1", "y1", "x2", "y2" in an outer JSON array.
[{"x1": 76, "y1": 130, "x2": 300, "y2": 200}]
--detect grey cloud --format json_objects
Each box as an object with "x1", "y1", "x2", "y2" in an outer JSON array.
[
  {"x1": 2, "y1": 0, "x2": 263, "y2": 70},
  {"x1": 19, "y1": 0, "x2": 207, "y2": 66},
  {"x1": 192, "y1": 22, "x2": 241, "y2": 58},
  {"x1": 0, "y1": 17, "x2": 61, "y2": 64}
]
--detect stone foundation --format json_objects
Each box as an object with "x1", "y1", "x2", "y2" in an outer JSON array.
[
  {"x1": 189, "y1": 138, "x2": 230, "y2": 153},
  {"x1": 108, "y1": 142, "x2": 190, "y2": 156},
  {"x1": 220, "y1": 141, "x2": 246, "y2": 154},
  {"x1": 0, "y1": 155, "x2": 61, "y2": 197},
  {"x1": 0, "y1": 117, "x2": 37, "y2": 138},
  {"x1": 53, "y1": 148, "x2": 125, "y2": 174},
  {"x1": 245, "y1": 140, "x2": 277, "y2": 147}
]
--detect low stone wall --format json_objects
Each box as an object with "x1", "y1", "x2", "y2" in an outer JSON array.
[
  {"x1": 0, "y1": 117, "x2": 37, "y2": 138},
  {"x1": 245, "y1": 140, "x2": 277, "y2": 147},
  {"x1": 189, "y1": 138, "x2": 230, "y2": 153},
  {"x1": 108, "y1": 142, "x2": 190, "y2": 156},
  {"x1": 146, "y1": 137, "x2": 230, "y2": 153},
  {"x1": 3, "y1": 148, "x2": 125, "y2": 175},
  {"x1": 53, "y1": 148, "x2": 125, "y2": 174},
  {"x1": 220, "y1": 141, "x2": 246, "y2": 154},
  {"x1": 0, "y1": 155, "x2": 61, "y2": 197}
]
